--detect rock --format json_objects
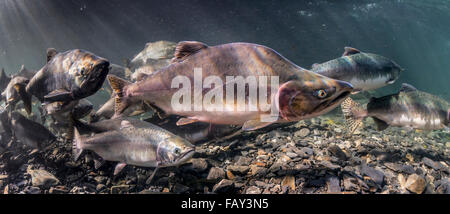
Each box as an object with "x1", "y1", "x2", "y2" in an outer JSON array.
[
  {"x1": 212, "y1": 179, "x2": 234, "y2": 193},
  {"x1": 422, "y1": 157, "x2": 445, "y2": 171},
  {"x1": 298, "y1": 147, "x2": 314, "y2": 158},
  {"x1": 49, "y1": 186, "x2": 69, "y2": 194},
  {"x1": 295, "y1": 128, "x2": 310, "y2": 138},
  {"x1": 0, "y1": 174, "x2": 7, "y2": 180},
  {"x1": 24, "y1": 186, "x2": 41, "y2": 194},
  {"x1": 281, "y1": 175, "x2": 295, "y2": 191},
  {"x1": 286, "y1": 152, "x2": 298, "y2": 158},
  {"x1": 173, "y1": 183, "x2": 190, "y2": 193},
  {"x1": 319, "y1": 160, "x2": 341, "y2": 170},
  {"x1": 236, "y1": 157, "x2": 252, "y2": 166},
  {"x1": 227, "y1": 165, "x2": 250, "y2": 175},
  {"x1": 94, "y1": 176, "x2": 107, "y2": 184},
  {"x1": 96, "y1": 184, "x2": 106, "y2": 191},
  {"x1": 360, "y1": 164, "x2": 384, "y2": 186},
  {"x1": 226, "y1": 170, "x2": 235, "y2": 180},
  {"x1": 27, "y1": 169, "x2": 59, "y2": 188},
  {"x1": 384, "y1": 163, "x2": 415, "y2": 174},
  {"x1": 343, "y1": 175, "x2": 360, "y2": 192},
  {"x1": 328, "y1": 145, "x2": 348, "y2": 160},
  {"x1": 207, "y1": 167, "x2": 225, "y2": 181},
  {"x1": 111, "y1": 185, "x2": 130, "y2": 194},
  {"x1": 250, "y1": 165, "x2": 267, "y2": 177},
  {"x1": 326, "y1": 176, "x2": 341, "y2": 193},
  {"x1": 185, "y1": 158, "x2": 209, "y2": 172},
  {"x1": 398, "y1": 174, "x2": 407, "y2": 189},
  {"x1": 246, "y1": 186, "x2": 262, "y2": 194},
  {"x1": 405, "y1": 174, "x2": 427, "y2": 194}
]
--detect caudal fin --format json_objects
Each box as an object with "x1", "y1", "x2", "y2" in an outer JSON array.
[
  {"x1": 72, "y1": 127, "x2": 84, "y2": 161},
  {"x1": 341, "y1": 97, "x2": 367, "y2": 135},
  {"x1": 107, "y1": 74, "x2": 131, "y2": 117}
]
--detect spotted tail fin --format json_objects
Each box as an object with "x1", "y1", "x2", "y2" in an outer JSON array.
[
  {"x1": 107, "y1": 75, "x2": 131, "y2": 118},
  {"x1": 341, "y1": 97, "x2": 367, "y2": 135}
]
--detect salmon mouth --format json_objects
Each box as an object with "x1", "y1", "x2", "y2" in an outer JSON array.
[{"x1": 176, "y1": 148, "x2": 195, "y2": 165}]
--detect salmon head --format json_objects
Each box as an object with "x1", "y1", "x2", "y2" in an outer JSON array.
[
  {"x1": 156, "y1": 135, "x2": 195, "y2": 167},
  {"x1": 65, "y1": 50, "x2": 110, "y2": 99},
  {"x1": 277, "y1": 71, "x2": 353, "y2": 121}
]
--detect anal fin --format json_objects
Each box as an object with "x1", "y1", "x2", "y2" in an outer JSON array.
[
  {"x1": 114, "y1": 162, "x2": 127, "y2": 175},
  {"x1": 372, "y1": 117, "x2": 389, "y2": 131},
  {"x1": 44, "y1": 89, "x2": 73, "y2": 102}
]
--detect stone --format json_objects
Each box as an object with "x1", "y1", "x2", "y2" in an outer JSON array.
[
  {"x1": 405, "y1": 174, "x2": 426, "y2": 194},
  {"x1": 94, "y1": 176, "x2": 107, "y2": 184},
  {"x1": 207, "y1": 167, "x2": 225, "y2": 181},
  {"x1": 96, "y1": 184, "x2": 106, "y2": 191},
  {"x1": 227, "y1": 165, "x2": 250, "y2": 175},
  {"x1": 295, "y1": 128, "x2": 310, "y2": 138},
  {"x1": 327, "y1": 145, "x2": 348, "y2": 160},
  {"x1": 185, "y1": 158, "x2": 209, "y2": 172},
  {"x1": 281, "y1": 175, "x2": 296, "y2": 191},
  {"x1": 212, "y1": 179, "x2": 234, "y2": 193},
  {"x1": 236, "y1": 156, "x2": 252, "y2": 166},
  {"x1": 250, "y1": 165, "x2": 267, "y2": 177},
  {"x1": 173, "y1": 183, "x2": 190, "y2": 193},
  {"x1": 360, "y1": 164, "x2": 384, "y2": 186},
  {"x1": 245, "y1": 186, "x2": 262, "y2": 194},
  {"x1": 326, "y1": 176, "x2": 341, "y2": 193},
  {"x1": 384, "y1": 163, "x2": 415, "y2": 174},
  {"x1": 343, "y1": 175, "x2": 360, "y2": 192},
  {"x1": 111, "y1": 185, "x2": 130, "y2": 194},
  {"x1": 27, "y1": 169, "x2": 59, "y2": 188},
  {"x1": 319, "y1": 161, "x2": 341, "y2": 171},
  {"x1": 49, "y1": 186, "x2": 69, "y2": 194},
  {"x1": 422, "y1": 157, "x2": 444, "y2": 171}
]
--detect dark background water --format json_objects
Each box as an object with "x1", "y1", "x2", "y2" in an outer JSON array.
[{"x1": 0, "y1": 0, "x2": 449, "y2": 102}]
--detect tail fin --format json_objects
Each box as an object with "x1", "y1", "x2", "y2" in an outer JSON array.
[
  {"x1": 14, "y1": 83, "x2": 32, "y2": 115},
  {"x1": 107, "y1": 75, "x2": 131, "y2": 117},
  {"x1": 341, "y1": 97, "x2": 366, "y2": 135},
  {"x1": 72, "y1": 127, "x2": 84, "y2": 161}
]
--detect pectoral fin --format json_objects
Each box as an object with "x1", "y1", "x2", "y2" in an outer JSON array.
[
  {"x1": 242, "y1": 119, "x2": 273, "y2": 131},
  {"x1": 373, "y1": 117, "x2": 389, "y2": 131},
  {"x1": 176, "y1": 117, "x2": 199, "y2": 126},
  {"x1": 114, "y1": 162, "x2": 127, "y2": 175},
  {"x1": 44, "y1": 89, "x2": 73, "y2": 102}
]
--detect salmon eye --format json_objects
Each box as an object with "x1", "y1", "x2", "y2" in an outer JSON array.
[
  {"x1": 315, "y1": 89, "x2": 327, "y2": 98},
  {"x1": 174, "y1": 148, "x2": 181, "y2": 155}
]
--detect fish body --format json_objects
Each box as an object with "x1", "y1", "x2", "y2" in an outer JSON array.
[
  {"x1": 73, "y1": 117, "x2": 195, "y2": 172},
  {"x1": 311, "y1": 47, "x2": 403, "y2": 93},
  {"x1": 26, "y1": 49, "x2": 110, "y2": 104},
  {"x1": 110, "y1": 41, "x2": 353, "y2": 130},
  {"x1": 1, "y1": 76, "x2": 32, "y2": 114},
  {"x1": 342, "y1": 83, "x2": 450, "y2": 133},
  {"x1": 10, "y1": 112, "x2": 56, "y2": 149},
  {"x1": 127, "y1": 41, "x2": 176, "y2": 82}
]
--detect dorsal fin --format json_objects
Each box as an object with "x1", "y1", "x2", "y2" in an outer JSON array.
[
  {"x1": 171, "y1": 41, "x2": 208, "y2": 62},
  {"x1": 400, "y1": 83, "x2": 417, "y2": 92},
  {"x1": 46, "y1": 48, "x2": 58, "y2": 62},
  {"x1": 342, "y1": 47, "x2": 361, "y2": 56},
  {"x1": 0, "y1": 68, "x2": 6, "y2": 78},
  {"x1": 311, "y1": 63, "x2": 320, "y2": 70}
]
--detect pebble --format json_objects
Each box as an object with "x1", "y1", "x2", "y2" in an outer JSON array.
[
  {"x1": 27, "y1": 169, "x2": 59, "y2": 188},
  {"x1": 326, "y1": 176, "x2": 341, "y2": 193},
  {"x1": 295, "y1": 128, "x2": 310, "y2": 138},
  {"x1": 185, "y1": 158, "x2": 209, "y2": 172},
  {"x1": 384, "y1": 163, "x2": 415, "y2": 174},
  {"x1": 245, "y1": 186, "x2": 262, "y2": 194},
  {"x1": 405, "y1": 174, "x2": 427, "y2": 194},
  {"x1": 207, "y1": 167, "x2": 226, "y2": 181},
  {"x1": 227, "y1": 165, "x2": 250, "y2": 175},
  {"x1": 327, "y1": 145, "x2": 348, "y2": 160},
  {"x1": 360, "y1": 164, "x2": 384, "y2": 186},
  {"x1": 281, "y1": 175, "x2": 295, "y2": 191},
  {"x1": 422, "y1": 157, "x2": 444, "y2": 171},
  {"x1": 212, "y1": 179, "x2": 234, "y2": 193}
]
